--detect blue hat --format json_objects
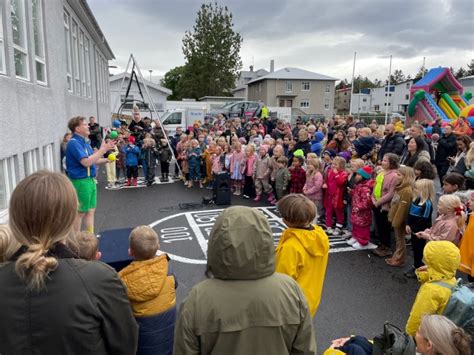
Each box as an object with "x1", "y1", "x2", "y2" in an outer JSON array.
[{"x1": 323, "y1": 149, "x2": 337, "y2": 159}]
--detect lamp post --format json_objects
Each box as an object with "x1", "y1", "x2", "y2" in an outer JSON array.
[{"x1": 149, "y1": 69, "x2": 153, "y2": 82}]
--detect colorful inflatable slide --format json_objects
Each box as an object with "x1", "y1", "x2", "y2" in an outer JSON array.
[{"x1": 407, "y1": 67, "x2": 473, "y2": 127}]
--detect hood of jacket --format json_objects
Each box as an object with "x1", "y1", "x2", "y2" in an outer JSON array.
[
  {"x1": 118, "y1": 255, "x2": 169, "y2": 302},
  {"x1": 423, "y1": 241, "x2": 460, "y2": 281},
  {"x1": 277, "y1": 225, "x2": 328, "y2": 257},
  {"x1": 355, "y1": 136, "x2": 376, "y2": 148},
  {"x1": 207, "y1": 206, "x2": 275, "y2": 280}
]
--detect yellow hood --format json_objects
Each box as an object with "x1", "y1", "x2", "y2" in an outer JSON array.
[
  {"x1": 422, "y1": 241, "x2": 460, "y2": 281},
  {"x1": 277, "y1": 225, "x2": 328, "y2": 257}
]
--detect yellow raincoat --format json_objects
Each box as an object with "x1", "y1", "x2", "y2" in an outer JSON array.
[
  {"x1": 275, "y1": 225, "x2": 330, "y2": 317},
  {"x1": 119, "y1": 254, "x2": 176, "y2": 317},
  {"x1": 405, "y1": 241, "x2": 460, "y2": 335}
]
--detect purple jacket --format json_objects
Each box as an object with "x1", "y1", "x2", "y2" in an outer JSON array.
[{"x1": 303, "y1": 171, "x2": 323, "y2": 202}]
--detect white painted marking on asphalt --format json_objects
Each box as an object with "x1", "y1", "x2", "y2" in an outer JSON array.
[
  {"x1": 185, "y1": 212, "x2": 208, "y2": 257},
  {"x1": 148, "y1": 206, "x2": 366, "y2": 264}
]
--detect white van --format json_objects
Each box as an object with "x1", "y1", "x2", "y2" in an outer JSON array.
[{"x1": 160, "y1": 108, "x2": 206, "y2": 136}]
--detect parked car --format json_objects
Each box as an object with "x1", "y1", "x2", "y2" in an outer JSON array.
[
  {"x1": 208, "y1": 101, "x2": 262, "y2": 119},
  {"x1": 160, "y1": 108, "x2": 206, "y2": 136}
]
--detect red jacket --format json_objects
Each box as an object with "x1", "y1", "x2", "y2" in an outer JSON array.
[
  {"x1": 350, "y1": 179, "x2": 374, "y2": 227},
  {"x1": 324, "y1": 168, "x2": 348, "y2": 209}
]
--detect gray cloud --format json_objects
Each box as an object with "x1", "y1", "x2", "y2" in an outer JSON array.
[{"x1": 88, "y1": 0, "x2": 473, "y2": 81}]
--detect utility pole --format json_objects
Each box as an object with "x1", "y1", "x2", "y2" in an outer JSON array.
[
  {"x1": 149, "y1": 69, "x2": 153, "y2": 82},
  {"x1": 349, "y1": 52, "x2": 356, "y2": 115},
  {"x1": 384, "y1": 55, "x2": 392, "y2": 125}
]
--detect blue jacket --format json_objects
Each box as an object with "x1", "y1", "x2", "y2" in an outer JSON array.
[
  {"x1": 136, "y1": 306, "x2": 176, "y2": 355},
  {"x1": 187, "y1": 147, "x2": 202, "y2": 165},
  {"x1": 122, "y1": 144, "x2": 141, "y2": 166},
  {"x1": 310, "y1": 132, "x2": 325, "y2": 157},
  {"x1": 353, "y1": 136, "x2": 375, "y2": 158}
]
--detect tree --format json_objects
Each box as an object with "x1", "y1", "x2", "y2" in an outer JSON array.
[
  {"x1": 391, "y1": 69, "x2": 406, "y2": 84},
  {"x1": 455, "y1": 67, "x2": 467, "y2": 79},
  {"x1": 414, "y1": 66, "x2": 428, "y2": 81},
  {"x1": 466, "y1": 60, "x2": 474, "y2": 76},
  {"x1": 335, "y1": 78, "x2": 349, "y2": 90},
  {"x1": 160, "y1": 66, "x2": 186, "y2": 100},
  {"x1": 351, "y1": 75, "x2": 378, "y2": 93},
  {"x1": 180, "y1": 3, "x2": 243, "y2": 99}
]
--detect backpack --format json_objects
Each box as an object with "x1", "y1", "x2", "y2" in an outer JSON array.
[
  {"x1": 373, "y1": 322, "x2": 416, "y2": 355},
  {"x1": 433, "y1": 280, "x2": 474, "y2": 332}
]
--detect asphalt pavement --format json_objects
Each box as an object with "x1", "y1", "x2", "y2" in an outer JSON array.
[{"x1": 95, "y1": 168, "x2": 420, "y2": 353}]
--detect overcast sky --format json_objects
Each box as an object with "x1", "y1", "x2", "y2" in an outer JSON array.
[{"x1": 88, "y1": 0, "x2": 473, "y2": 83}]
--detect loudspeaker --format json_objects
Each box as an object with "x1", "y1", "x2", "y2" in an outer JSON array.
[
  {"x1": 213, "y1": 172, "x2": 231, "y2": 205},
  {"x1": 98, "y1": 228, "x2": 134, "y2": 272}
]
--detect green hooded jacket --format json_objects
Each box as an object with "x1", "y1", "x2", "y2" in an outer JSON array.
[{"x1": 174, "y1": 206, "x2": 316, "y2": 355}]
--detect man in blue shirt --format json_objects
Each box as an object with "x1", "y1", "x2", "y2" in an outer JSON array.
[{"x1": 66, "y1": 116, "x2": 115, "y2": 233}]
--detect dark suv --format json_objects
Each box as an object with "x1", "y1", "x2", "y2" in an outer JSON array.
[{"x1": 209, "y1": 101, "x2": 262, "y2": 119}]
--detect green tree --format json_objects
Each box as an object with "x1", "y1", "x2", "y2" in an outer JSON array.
[
  {"x1": 466, "y1": 60, "x2": 474, "y2": 76},
  {"x1": 455, "y1": 67, "x2": 467, "y2": 79},
  {"x1": 160, "y1": 66, "x2": 186, "y2": 100},
  {"x1": 180, "y1": 2, "x2": 243, "y2": 99},
  {"x1": 414, "y1": 66, "x2": 428, "y2": 81},
  {"x1": 352, "y1": 75, "x2": 377, "y2": 93},
  {"x1": 335, "y1": 78, "x2": 349, "y2": 90}
]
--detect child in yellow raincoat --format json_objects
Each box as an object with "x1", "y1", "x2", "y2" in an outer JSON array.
[
  {"x1": 405, "y1": 241, "x2": 460, "y2": 336},
  {"x1": 275, "y1": 194, "x2": 330, "y2": 317},
  {"x1": 459, "y1": 191, "x2": 474, "y2": 281}
]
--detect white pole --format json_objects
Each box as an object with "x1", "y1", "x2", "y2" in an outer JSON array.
[
  {"x1": 113, "y1": 54, "x2": 133, "y2": 116},
  {"x1": 384, "y1": 55, "x2": 392, "y2": 125},
  {"x1": 349, "y1": 51, "x2": 356, "y2": 115}
]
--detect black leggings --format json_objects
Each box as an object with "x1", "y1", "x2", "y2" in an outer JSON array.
[
  {"x1": 126, "y1": 166, "x2": 138, "y2": 179},
  {"x1": 411, "y1": 233, "x2": 426, "y2": 268},
  {"x1": 373, "y1": 207, "x2": 391, "y2": 248}
]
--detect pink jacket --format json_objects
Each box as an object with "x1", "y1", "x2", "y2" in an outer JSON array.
[
  {"x1": 303, "y1": 171, "x2": 323, "y2": 202},
  {"x1": 243, "y1": 153, "x2": 257, "y2": 176},
  {"x1": 351, "y1": 179, "x2": 374, "y2": 227},
  {"x1": 423, "y1": 213, "x2": 461, "y2": 245},
  {"x1": 211, "y1": 153, "x2": 223, "y2": 173},
  {"x1": 374, "y1": 169, "x2": 398, "y2": 212},
  {"x1": 230, "y1": 150, "x2": 245, "y2": 174}
]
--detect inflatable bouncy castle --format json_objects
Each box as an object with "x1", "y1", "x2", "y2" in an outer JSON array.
[{"x1": 407, "y1": 67, "x2": 473, "y2": 128}]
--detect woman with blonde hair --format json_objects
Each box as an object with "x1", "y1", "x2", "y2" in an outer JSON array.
[
  {"x1": 0, "y1": 171, "x2": 138, "y2": 354},
  {"x1": 416, "y1": 314, "x2": 471, "y2": 355}
]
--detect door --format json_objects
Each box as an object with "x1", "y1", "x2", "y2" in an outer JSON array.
[{"x1": 285, "y1": 99, "x2": 293, "y2": 107}]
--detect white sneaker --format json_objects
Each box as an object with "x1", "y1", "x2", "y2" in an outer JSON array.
[
  {"x1": 331, "y1": 228, "x2": 342, "y2": 236},
  {"x1": 326, "y1": 227, "x2": 335, "y2": 235},
  {"x1": 347, "y1": 237, "x2": 357, "y2": 245},
  {"x1": 342, "y1": 229, "x2": 352, "y2": 238},
  {"x1": 353, "y1": 242, "x2": 377, "y2": 250}
]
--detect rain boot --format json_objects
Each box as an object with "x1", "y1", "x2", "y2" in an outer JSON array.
[
  {"x1": 125, "y1": 178, "x2": 131, "y2": 186},
  {"x1": 253, "y1": 194, "x2": 261, "y2": 202},
  {"x1": 132, "y1": 178, "x2": 138, "y2": 187},
  {"x1": 267, "y1": 192, "x2": 275, "y2": 202}
]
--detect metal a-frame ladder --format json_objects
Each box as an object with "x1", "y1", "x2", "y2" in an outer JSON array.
[{"x1": 112, "y1": 54, "x2": 182, "y2": 178}]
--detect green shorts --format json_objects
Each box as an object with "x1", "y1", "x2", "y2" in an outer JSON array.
[{"x1": 70, "y1": 177, "x2": 97, "y2": 213}]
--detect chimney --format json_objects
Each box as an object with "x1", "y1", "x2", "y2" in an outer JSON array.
[
  {"x1": 270, "y1": 60, "x2": 274, "y2": 73},
  {"x1": 249, "y1": 65, "x2": 254, "y2": 72}
]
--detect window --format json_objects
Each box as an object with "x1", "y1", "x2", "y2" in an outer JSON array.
[
  {"x1": 11, "y1": 0, "x2": 29, "y2": 79},
  {"x1": 0, "y1": 4, "x2": 6, "y2": 74},
  {"x1": 374, "y1": 105, "x2": 380, "y2": 111},
  {"x1": 23, "y1": 148, "x2": 40, "y2": 176},
  {"x1": 32, "y1": 0, "x2": 46, "y2": 84},
  {"x1": 162, "y1": 112, "x2": 182, "y2": 125},
  {"x1": 406, "y1": 83, "x2": 410, "y2": 89},
  {"x1": 301, "y1": 81, "x2": 310, "y2": 91},
  {"x1": 0, "y1": 156, "x2": 18, "y2": 211},
  {"x1": 285, "y1": 81, "x2": 292, "y2": 93},
  {"x1": 325, "y1": 83, "x2": 331, "y2": 93},
  {"x1": 362, "y1": 98, "x2": 367, "y2": 102},
  {"x1": 324, "y1": 99, "x2": 330, "y2": 110},
  {"x1": 79, "y1": 30, "x2": 86, "y2": 96},
  {"x1": 64, "y1": 11, "x2": 72, "y2": 91},
  {"x1": 405, "y1": 94, "x2": 409, "y2": 100},
  {"x1": 300, "y1": 100, "x2": 310, "y2": 108},
  {"x1": 42, "y1": 143, "x2": 54, "y2": 171},
  {"x1": 84, "y1": 37, "x2": 91, "y2": 97},
  {"x1": 71, "y1": 20, "x2": 80, "y2": 94}
]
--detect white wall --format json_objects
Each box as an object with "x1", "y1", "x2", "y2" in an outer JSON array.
[
  {"x1": 370, "y1": 81, "x2": 412, "y2": 113},
  {"x1": 350, "y1": 93, "x2": 371, "y2": 113},
  {"x1": 0, "y1": 0, "x2": 112, "y2": 220}
]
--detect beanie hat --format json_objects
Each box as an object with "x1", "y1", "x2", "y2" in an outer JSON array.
[
  {"x1": 259, "y1": 145, "x2": 269, "y2": 154},
  {"x1": 323, "y1": 149, "x2": 337, "y2": 159},
  {"x1": 357, "y1": 166, "x2": 373, "y2": 180},
  {"x1": 127, "y1": 135, "x2": 135, "y2": 144},
  {"x1": 338, "y1": 151, "x2": 351, "y2": 162},
  {"x1": 293, "y1": 149, "x2": 305, "y2": 158},
  {"x1": 315, "y1": 131, "x2": 324, "y2": 142},
  {"x1": 239, "y1": 137, "x2": 247, "y2": 144}
]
